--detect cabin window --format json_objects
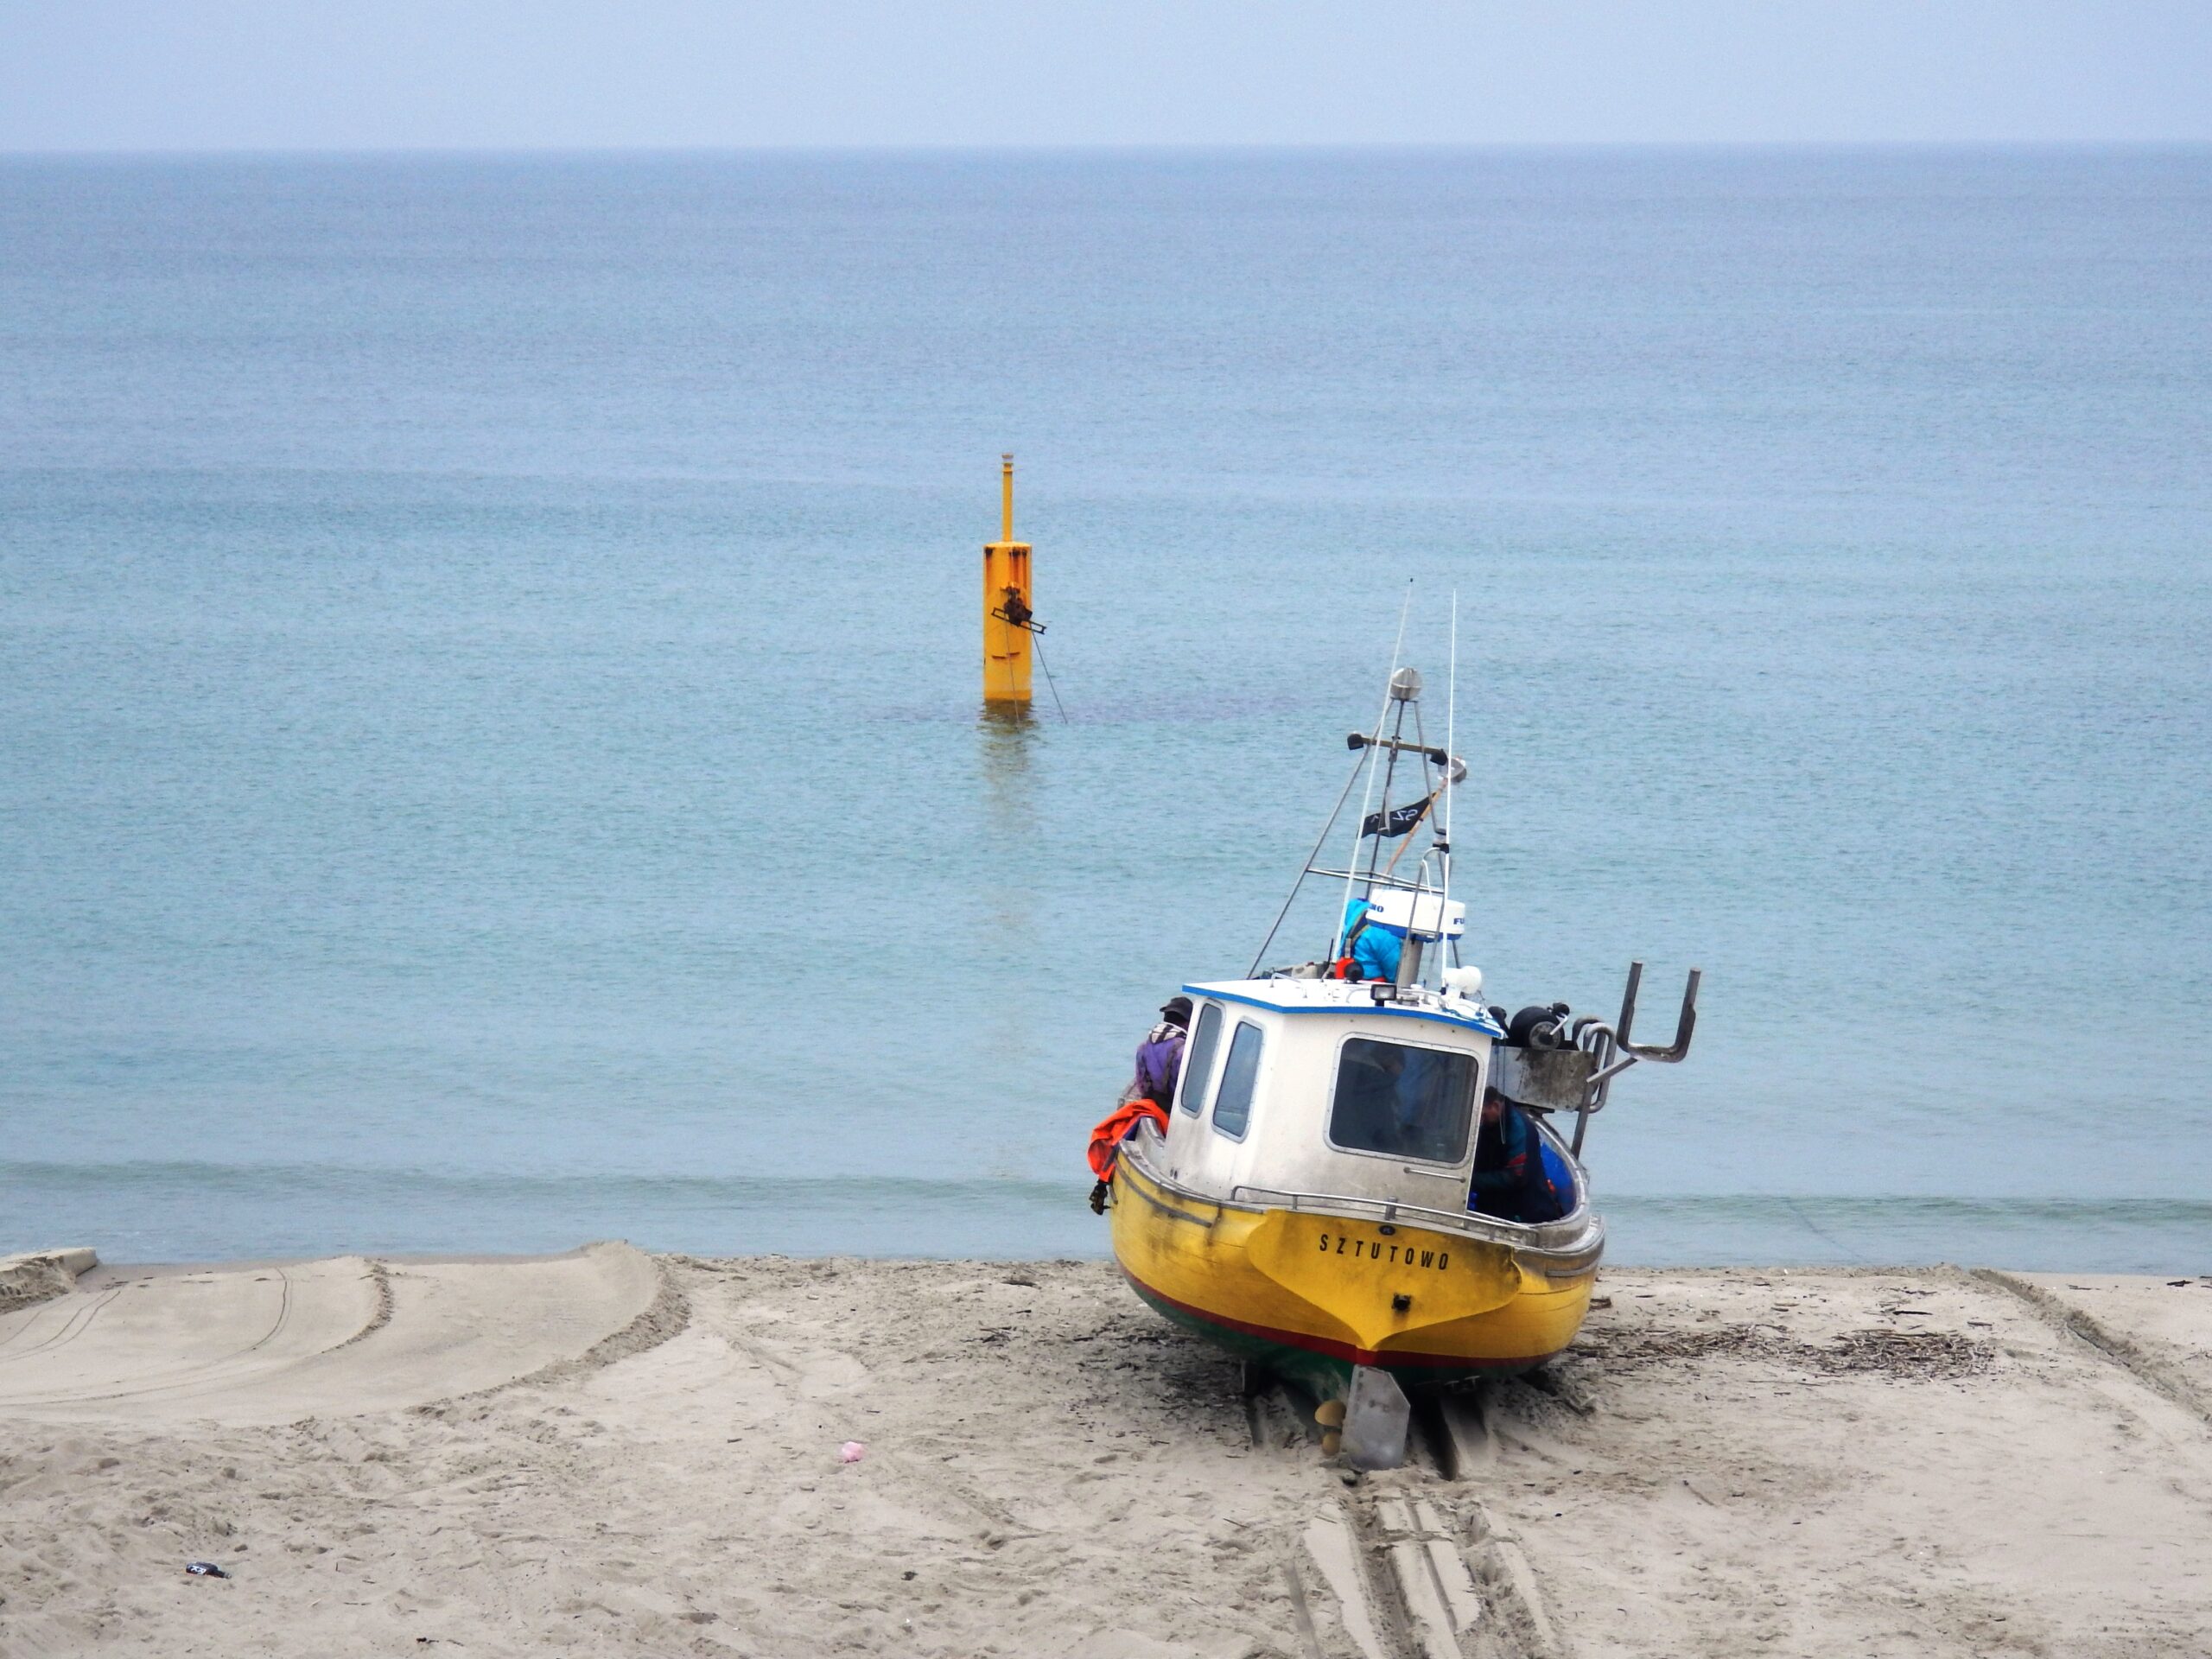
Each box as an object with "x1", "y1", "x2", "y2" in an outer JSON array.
[
  {"x1": 1209, "y1": 1020, "x2": 1265, "y2": 1141},
  {"x1": 1326, "y1": 1037, "x2": 1477, "y2": 1164},
  {"x1": 1177, "y1": 1002, "x2": 1224, "y2": 1115}
]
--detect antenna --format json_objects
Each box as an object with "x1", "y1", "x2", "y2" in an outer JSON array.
[{"x1": 1444, "y1": 591, "x2": 1457, "y2": 912}]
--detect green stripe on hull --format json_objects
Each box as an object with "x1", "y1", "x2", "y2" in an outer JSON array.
[{"x1": 1126, "y1": 1281, "x2": 1357, "y2": 1401}]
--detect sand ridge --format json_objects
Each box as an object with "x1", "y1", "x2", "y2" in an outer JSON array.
[
  {"x1": 0, "y1": 1243, "x2": 660, "y2": 1426},
  {"x1": 1, "y1": 1255, "x2": 2209, "y2": 1656}
]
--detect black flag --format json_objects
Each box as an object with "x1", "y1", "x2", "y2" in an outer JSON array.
[{"x1": 1361, "y1": 799, "x2": 1430, "y2": 839}]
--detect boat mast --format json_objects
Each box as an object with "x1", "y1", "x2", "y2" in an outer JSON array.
[{"x1": 1246, "y1": 588, "x2": 1463, "y2": 980}]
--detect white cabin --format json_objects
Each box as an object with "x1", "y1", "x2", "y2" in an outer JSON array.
[{"x1": 1158, "y1": 976, "x2": 1589, "y2": 1233}]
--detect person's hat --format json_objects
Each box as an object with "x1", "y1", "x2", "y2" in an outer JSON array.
[{"x1": 1160, "y1": 995, "x2": 1193, "y2": 1026}]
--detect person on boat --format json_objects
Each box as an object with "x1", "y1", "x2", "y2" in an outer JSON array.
[
  {"x1": 1332, "y1": 1039, "x2": 1411, "y2": 1150},
  {"x1": 1333, "y1": 897, "x2": 1402, "y2": 982},
  {"x1": 1469, "y1": 1086, "x2": 1567, "y2": 1224},
  {"x1": 1086, "y1": 997, "x2": 1192, "y2": 1214},
  {"x1": 1129, "y1": 996, "x2": 1191, "y2": 1109}
]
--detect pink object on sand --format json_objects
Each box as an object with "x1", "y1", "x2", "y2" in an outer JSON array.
[{"x1": 839, "y1": 1440, "x2": 866, "y2": 1464}]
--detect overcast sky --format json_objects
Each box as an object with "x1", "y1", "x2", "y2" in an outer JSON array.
[{"x1": 3, "y1": 1, "x2": 2208, "y2": 152}]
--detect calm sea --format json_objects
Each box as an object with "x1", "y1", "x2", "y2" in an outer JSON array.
[{"x1": 3, "y1": 149, "x2": 2207, "y2": 1270}]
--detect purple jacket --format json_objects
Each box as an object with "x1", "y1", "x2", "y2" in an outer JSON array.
[{"x1": 1132, "y1": 1022, "x2": 1186, "y2": 1107}]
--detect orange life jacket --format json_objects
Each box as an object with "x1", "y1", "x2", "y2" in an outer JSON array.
[
  {"x1": 1327, "y1": 909, "x2": 1373, "y2": 980},
  {"x1": 1086, "y1": 1099, "x2": 1169, "y2": 1181}
]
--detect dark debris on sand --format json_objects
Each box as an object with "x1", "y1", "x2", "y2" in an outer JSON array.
[{"x1": 1577, "y1": 1324, "x2": 1996, "y2": 1381}]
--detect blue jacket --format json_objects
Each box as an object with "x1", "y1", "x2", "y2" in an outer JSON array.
[
  {"x1": 1470, "y1": 1102, "x2": 1568, "y2": 1224},
  {"x1": 1343, "y1": 898, "x2": 1402, "y2": 983}
]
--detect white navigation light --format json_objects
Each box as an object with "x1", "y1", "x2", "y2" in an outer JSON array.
[{"x1": 1442, "y1": 964, "x2": 1484, "y2": 1001}]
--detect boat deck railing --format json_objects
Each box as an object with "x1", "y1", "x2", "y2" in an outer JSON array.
[
  {"x1": 1225, "y1": 1181, "x2": 1602, "y2": 1265},
  {"x1": 1122, "y1": 1128, "x2": 1603, "y2": 1269}
]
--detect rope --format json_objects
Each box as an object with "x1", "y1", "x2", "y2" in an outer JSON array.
[
  {"x1": 1334, "y1": 584, "x2": 1414, "y2": 962},
  {"x1": 1031, "y1": 632, "x2": 1071, "y2": 723},
  {"x1": 1246, "y1": 753, "x2": 1370, "y2": 976}
]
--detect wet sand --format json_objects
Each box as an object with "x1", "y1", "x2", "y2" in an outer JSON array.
[{"x1": 2, "y1": 1249, "x2": 2208, "y2": 1657}]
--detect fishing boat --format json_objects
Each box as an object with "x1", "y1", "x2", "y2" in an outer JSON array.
[{"x1": 1095, "y1": 622, "x2": 1699, "y2": 1465}]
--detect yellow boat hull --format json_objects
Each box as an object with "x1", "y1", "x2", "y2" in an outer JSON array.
[{"x1": 1110, "y1": 1150, "x2": 1593, "y2": 1398}]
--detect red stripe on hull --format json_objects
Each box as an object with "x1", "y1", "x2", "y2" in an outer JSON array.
[{"x1": 1117, "y1": 1263, "x2": 1560, "y2": 1373}]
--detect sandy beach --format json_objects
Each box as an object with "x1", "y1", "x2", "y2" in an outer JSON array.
[{"x1": 3, "y1": 1247, "x2": 2209, "y2": 1658}]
